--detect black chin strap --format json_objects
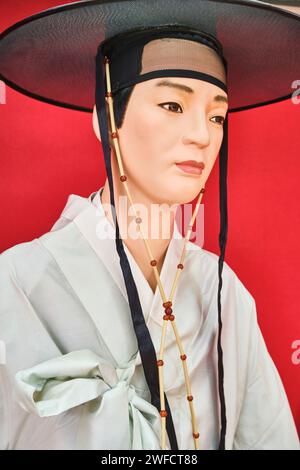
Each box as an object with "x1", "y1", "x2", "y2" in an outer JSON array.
[
  {"x1": 217, "y1": 114, "x2": 228, "y2": 450},
  {"x1": 95, "y1": 47, "x2": 178, "y2": 450}
]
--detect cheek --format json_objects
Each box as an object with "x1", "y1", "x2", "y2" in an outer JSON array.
[
  {"x1": 204, "y1": 130, "x2": 224, "y2": 176},
  {"x1": 118, "y1": 109, "x2": 172, "y2": 174},
  {"x1": 133, "y1": 107, "x2": 174, "y2": 155}
]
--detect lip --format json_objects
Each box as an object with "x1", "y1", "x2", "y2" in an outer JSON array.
[{"x1": 175, "y1": 160, "x2": 204, "y2": 176}]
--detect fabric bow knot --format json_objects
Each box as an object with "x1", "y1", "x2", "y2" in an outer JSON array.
[{"x1": 14, "y1": 349, "x2": 162, "y2": 449}]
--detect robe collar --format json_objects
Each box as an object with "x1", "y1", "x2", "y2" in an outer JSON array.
[{"x1": 49, "y1": 188, "x2": 201, "y2": 366}]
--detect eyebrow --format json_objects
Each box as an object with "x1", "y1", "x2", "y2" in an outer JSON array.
[{"x1": 155, "y1": 79, "x2": 228, "y2": 104}]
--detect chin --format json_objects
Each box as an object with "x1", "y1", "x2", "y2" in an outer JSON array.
[
  {"x1": 178, "y1": 178, "x2": 203, "y2": 194},
  {"x1": 158, "y1": 187, "x2": 199, "y2": 206}
]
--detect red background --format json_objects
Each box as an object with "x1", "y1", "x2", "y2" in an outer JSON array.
[{"x1": 0, "y1": 1, "x2": 299, "y2": 438}]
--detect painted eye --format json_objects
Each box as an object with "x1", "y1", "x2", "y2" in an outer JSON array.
[
  {"x1": 159, "y1": 102, "x2": 183, "y2": 113},
  {"x1": 211, "y1": 116, "x2": 225, "y2": 126}
]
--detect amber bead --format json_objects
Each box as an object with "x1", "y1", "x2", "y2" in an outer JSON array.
[
  {"x1": 105, "y1": 91, "x2": 113, "y2": 98},
  {"x1": 163, "y1": 301, "x2": 172, "y2": 308},
  {"x1": 169, "y1": 315, "x2": 175, "y2": 321},
  {"x1": 120, "y1": 175, "x2": 127, "y2": 182},
  {"x1": 193, "y1": 432, "x2": 200, "y2": 439},
  {"x1": 160, "y1": 410, "x2": 168, "y2": 418},
  {"x1": 111, "y1": 132, "x2": 118, "y2": 139},
  {"x1": 177, "y1": 263, "x2": 184, "y2": 269},
  {"x1": 103, "y1": 56, "x2": 109, "y2": 64},
  {"x1": 187, "y1": 395, "x2": 193, "y2": 401},
  {"x1": 163, "y1": 315, "x2": 170, "y2": 321},
  {"x1": 135, "y1": 217, "x2": 142, "y2": 224},
  {"x1": 157, "y1": 359, "x2": 164, "y2": 367},
  {"x1": 180, "y1": 354, "x2": 187, "y2": 361},
  {"x1": 150, "y1": 260, "x2": 157, "y2": 266},
  {"x1": 200, "y1": 188, "x2": 205, "y2": 193}
]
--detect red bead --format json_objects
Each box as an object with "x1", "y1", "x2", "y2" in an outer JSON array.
[
  {"x1": 160, "y1": 410, "x2": 168, "y2": 418},
  {"x1": 164, "y1": 307, "x2": 172, "y2": 315},
  {"x1": 177, "y1": 263, "x2": 184, "y2": 269},
  {"x1": 163, "y1": 315, "x2": 170, "y2": 321},
  {"x1": 120, "y1": 175, "x2": 127, "y2": 182},
  {"x1": 150, "y1": 260, "x2": 157, "y2": 267},
  {"x1": 200, "y1": 188, "x2": 205, "y2": 194},
  {"x1": 163, "y1": 301, "x2": 172, "y2": 308},
  {"x1": 187, "y1": 395, "x2": 193, "y2": 401},
  {"x1": 111, "y1": 132, "x2": 118, "y2": 139},
  {"x1": 157, "y1": 359, "x2": 164, "y2": 367},
  {"x1": 180, "y1": 354, "x2": 187, "y2": 361},
  {"x1": 135, "y1": 217, "x2": 142, "y2": 224},
  {"x1": 169, "y1": 315, "x2": 175, "y2": 321},
  {"x1": 103, "y1": 56, "x2": 109, "y2": 64},
  {"x1": 105, "y1": 92, "x2": 113, "y2": 98},
  {"x1": 193, "y1": 432, "x2": 200, "y2": 439}
]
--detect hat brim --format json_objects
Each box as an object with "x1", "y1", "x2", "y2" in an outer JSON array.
[{"x1": 0, "y1": 0, "x2": 299, "y2": 113}]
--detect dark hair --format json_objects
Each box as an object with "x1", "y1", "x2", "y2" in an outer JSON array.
[{"x1": 113, "y1": 85, "x2": 135, "y2": 129}]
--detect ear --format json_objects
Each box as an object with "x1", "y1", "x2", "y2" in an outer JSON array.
[
  {"x1": 92, "y1": 103, "x2": 113, "y2": 146},
  {"x1": 92, "y1": 104, "x2": 101, "y2": 141}
]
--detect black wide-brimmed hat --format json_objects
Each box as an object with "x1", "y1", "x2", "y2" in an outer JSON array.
[
  {"x1": 0, "y1": 0, "x2": 300, "y2": 112},
  {"x1": 1, "y1": 0, "x2": 299, "y2": 452}
]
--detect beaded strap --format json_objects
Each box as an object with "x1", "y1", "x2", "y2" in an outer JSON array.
[{"x1": 104, "y1": 56, "x2": 205, "y2": 450}]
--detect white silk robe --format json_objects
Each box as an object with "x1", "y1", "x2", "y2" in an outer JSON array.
[{"x1": 0, "y1": 188, "x2": 299, "y2": 450}]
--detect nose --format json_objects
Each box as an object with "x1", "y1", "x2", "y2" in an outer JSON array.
[{"x1": 182, "y1": 111, "x2": 210, "y2": 148}]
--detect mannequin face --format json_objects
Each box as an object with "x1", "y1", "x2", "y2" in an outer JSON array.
[{"x1": 93, "y1": 76, "x2": 228, "y2": 204}]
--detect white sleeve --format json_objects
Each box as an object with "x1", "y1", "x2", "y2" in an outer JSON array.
[
  {"x1": 0, "y1": 365, "x2": 10, "y2": 450},
  {"x1": 0, "y1": 251, "x2": 28, "y2": 450},
  {"x1": 0, "y1": 249, "x2": 50, "y2": 450},
  {"x1": 233, "y1": 299, "x2": 299, "y2": 450}
]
